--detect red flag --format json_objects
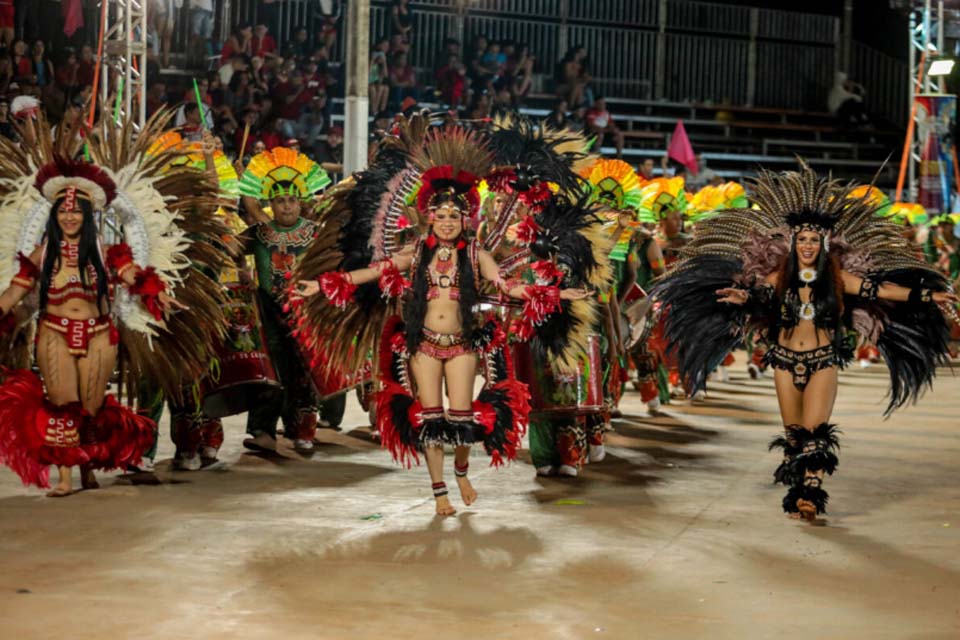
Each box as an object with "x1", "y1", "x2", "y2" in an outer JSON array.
[
  {"x1": 667, "y1": 120, "x2": 698, "y2": 176},
  {"x1": 63, "y1": 0, "x2": 84, "y2": 38}
]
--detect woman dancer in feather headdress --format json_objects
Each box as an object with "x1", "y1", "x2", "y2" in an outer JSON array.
[
  {"x1": 653, "y1": 165, "x2": 957, "y2": 522},
  {"x1": 0, "y1": 112, "x2": 232, "y2": 496},
  {"x1": 294, "y1": 116, "x2": 601, "y2": 515}
]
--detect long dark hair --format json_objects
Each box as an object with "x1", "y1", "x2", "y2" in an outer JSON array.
[
  {"x1": 775, "y1": 233, "x2": 843, "y2": 336},
  {"x1": 39, "y1": 197, "x2": 110, "y2": 312},
  {"x1": 403, "y1": 238, "x2": 478, "y2": 355}
]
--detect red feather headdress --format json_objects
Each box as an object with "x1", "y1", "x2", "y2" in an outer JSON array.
[{"x1": 35, "y1": 155, "x2": 117, "y2": 210}]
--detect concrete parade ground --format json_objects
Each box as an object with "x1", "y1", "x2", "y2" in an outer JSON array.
[{"x1": 0, "y1": 359, "x2": 958, "y2": 640}]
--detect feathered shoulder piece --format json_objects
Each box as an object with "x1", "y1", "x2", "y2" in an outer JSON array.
[
  {"x1": 513, "y1": 189, "x2": 613, "y2": 370},
  {"x1": 487, "y1": 114, "x2": 586, "y2": 194},
  {"x1": 80, "y1": 110, "x2": 236, "y2": 404}
]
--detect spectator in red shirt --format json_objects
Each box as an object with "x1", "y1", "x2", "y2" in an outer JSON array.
[
  {"x1": 435, "y1": 54, "x2": 466, "y2": 109},
  {"x1": 251, "y1": 24, "x2": 277, "y2": 59},
  {"x1": 55, "y1": 49, "x2": 80, "y2": 93},
  {"x1": 76, "y1": 44, "x2": 95, "y2": 87},
  {"x1": 274, "y1": 70, "x2": 314, "y2": 135},
  {"x1": 11, "y1": 39, "x2": 32, "y2": 80},
  {"x1": 388, "y1": 52, "x2": 419, "y2": 110},
  {"x1": 0, "y1": 0, "x2": 13, "y2": 49},
  {"x1": 586, "y1": 97, "x2": 624, "y2": 159},
  {"x1": 259, "y1": 118, "x2": 283, "y2": 150},
  {"x1": 221, "y1": 24, "x2": 252, "y2": 61}
]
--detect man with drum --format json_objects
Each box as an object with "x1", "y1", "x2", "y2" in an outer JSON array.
[{"x1": 235, "y1": 148, "x2": 331, "y2": 454}]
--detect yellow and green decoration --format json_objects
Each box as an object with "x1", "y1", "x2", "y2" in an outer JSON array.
[
  {"x1": 239, "y1": 147, "x2": 330, "y2": 201},
  {"x1": 686, "y1": 182, "x2": 748, "y2": 222},
  {"x1": 637, "y1": 176, "x2": 687, "y2": 224},
  {"x1": 580, "y1": 159, "x2": 644, "y2": 262}
]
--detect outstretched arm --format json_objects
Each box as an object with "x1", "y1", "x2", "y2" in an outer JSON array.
[
  {"x1": 477, "y1": 249, "x2": 587, "y2": 300},
  {"x1": 297, "y1": 245, "x2": 416, "y2": 298},
  {"x1": 842, "y1": 271, "x2": 958, "y2": 305},
  {"x1": 717, "y1": 272, "x2": 778, "y2": 306},
  {"x1": 107, "y1": 244, "x2": 186, "y2": 318}
]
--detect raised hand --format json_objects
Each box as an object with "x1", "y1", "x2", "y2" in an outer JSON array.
[{"x1": 716, "y1": 287, "x2": 748, "y2": 305}]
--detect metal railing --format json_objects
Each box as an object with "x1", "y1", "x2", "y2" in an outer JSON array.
[
  {"x1": 851, "y1": 41, "x2": 908, "y2": 127},
  {"x1": 664, "y1": 33, "x2": 748, "y2": 104}
]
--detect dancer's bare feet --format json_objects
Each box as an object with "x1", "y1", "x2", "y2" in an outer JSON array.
[
  {"x1": 456, "y1": 475, "x2": 478, "y2": 506},
  {"x1": 46, "y1": 465, "x2": 72, "y2": 497},
  {"x1": 432, "y1": 481, "x2": 456, "y2": 516},
  {"x1": 435, "y1": 495, "x2": 457, "y2": 516}
]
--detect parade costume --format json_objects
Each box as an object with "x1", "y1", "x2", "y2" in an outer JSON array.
[
  {"x1": 140, "y1": 130, "x2": 245, "y2": 465},
  {"x1": 0, "y1": 112, "x2": 232, "y2": 492},
  {"x1": 651, "y1": 165, "x2": 955, "y2": 520},
  {"x1": 564, "y1": 159, "x2": 645, "y2": 463},
  {"x1": 238, "y1": 147, "x2": 331, "y2": 450},
  {"x1": 632, "y1": 177, "x2": 688, "y2": 397},
  {"x1": 293, "y1": 113, "x2": 610, "y2": 509},
  {"x1": 484, "y1": 116, "x2": 613, "y2": 477}
]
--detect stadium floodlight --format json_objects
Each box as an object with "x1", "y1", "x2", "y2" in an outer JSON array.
[{"x1": 928, "y1": 58, "x2": 956, "y2": 76}]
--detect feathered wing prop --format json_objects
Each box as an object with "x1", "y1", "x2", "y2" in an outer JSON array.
[
  {"x1": 294, "y1": 114, "x2": 430, "y2": 376},
  {"x1": 83, "y1": 110, "x2": 236, "y2": 401},
  {"x1": 653, "y1": 164, "x2": 952, "y2": 410}
]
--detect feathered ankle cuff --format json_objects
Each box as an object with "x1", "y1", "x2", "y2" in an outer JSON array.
[
  {"x1": 768, "y1": 424, "x2": 803, "y2": 486},
  {"x1": 791, "y1": 422, "x2": 841, "y2": 476}
]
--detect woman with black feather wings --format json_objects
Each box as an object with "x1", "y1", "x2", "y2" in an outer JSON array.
[{"x1": 652, "y1": 165, "x2": 958, "y2": 523}]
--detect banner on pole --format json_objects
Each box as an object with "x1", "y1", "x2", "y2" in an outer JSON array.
[{"x1": 915, "y1": 93, "x2": 956, "y2": 214}]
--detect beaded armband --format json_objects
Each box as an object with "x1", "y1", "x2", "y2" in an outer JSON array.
[
  {"x1": 908, "y1": 287, "x2": 933, "y2": 305},
  {"x1": 749, "y1": 283, "x2": 775, "y2": 306},
  {"x1": 106, "y1": 243, "x2": 137, "y2": 279},
  {"x1": 858, "y1": 274, "x2": 879, "y2": 301}
]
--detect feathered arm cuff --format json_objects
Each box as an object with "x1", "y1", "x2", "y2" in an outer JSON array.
[
  {"x1": 512, "y1": 285, "x2": 562, "y2": 341},
  {"x1": 319, "y1": 271, "x2": 358, "y2": 309},
  {"x1": 106, "y1": 243, "x2": 137, "y2": 279},
  {"x1": 375, "y1": 260, "x2": 411, "y2": 298},
  {"x1": 11, "y1": 252, "x2": 39, "y2": 289},
  {"x1": 129, "y1": 267, "x2": 167, "y2": 321}
]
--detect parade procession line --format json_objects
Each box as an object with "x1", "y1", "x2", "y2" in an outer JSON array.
[{"x1": 0, "y1": 360, "x2": 958, "y2": 640}]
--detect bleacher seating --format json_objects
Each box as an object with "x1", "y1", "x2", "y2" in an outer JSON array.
[{"x1": 311, "y1": 53, "x2": 903, "y2": 190}]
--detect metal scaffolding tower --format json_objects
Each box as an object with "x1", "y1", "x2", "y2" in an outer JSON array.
[
  {"x1": 100, "y1": 0, "x2": 149, "y2": 129},
  {"x1": 904, "y1": 0, "x2": 946, "y2": 202}
]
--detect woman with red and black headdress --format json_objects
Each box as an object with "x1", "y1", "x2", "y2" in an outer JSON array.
[{"x1": 293, "y1": 115, "x2": 601, "y2": 516}]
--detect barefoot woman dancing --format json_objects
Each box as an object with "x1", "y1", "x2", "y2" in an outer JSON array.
[
  {"x1": 653, "y1": 166, "x2": 957, "y2": 522},
  {"x1": 293, "y1": 117, "x2": 597, "y2": 516}
]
